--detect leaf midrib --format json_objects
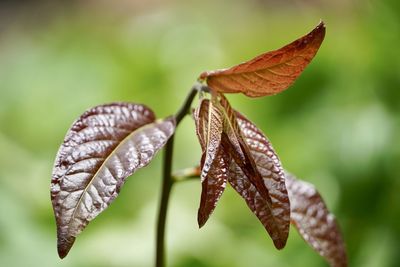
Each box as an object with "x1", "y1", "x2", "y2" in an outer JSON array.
[
  {"x1": 67, "y1": 120, "x2": 155, "y2": 230},
  {"x1": 210, "y1": 54, "x2": 307, "y2": 78}
]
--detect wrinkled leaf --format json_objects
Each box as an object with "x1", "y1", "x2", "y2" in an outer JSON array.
[
  {"x1": 51, "y1": 103, "x2": 175, "y2": 258},
  {"x1": 227, "y1": 111, "x2": 290, "y2": 249},
  {"x1": 218, "y1": 94, "x2": 271, "y2": 201},
  {"x1": 285, "y1": 172, "x2": 347, "y2": 267},
  {"x1": 217, "y1": 94, "x2": 245, "y2": 161},
  {"x1": 195, "y1": 96, "x2": 224, "y2": 182},
  {"x1": 197, "y1": 148, "x2": 229, "y2": 227},
  {"x1": 194, "y1": 99, "x2": 228, "y2": 227},
  {"x1": 200, "y1": 21, "x2": 325, "y2": 97}
]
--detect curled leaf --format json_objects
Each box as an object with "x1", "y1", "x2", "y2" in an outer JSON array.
[
  {"x1": 197, "y1": 148, "x2": 229, "y2": 227},
  {"x1": 193, "y1": 94, "x2": 286, "y2": 236},
  {"x1": 285, "y1": 172, "x2": 347, "y2": 267},
  {"x1": 195, "y1": 96, "x2": 224, "y2": 182},
  {"x1": 194, "y1": 98, "x2": 227, "y2": 227},
  {"x1": 227, "y1": 112, "x2": 290, "y2": 249},
  {"x1": 218, "y1": 94, "x2": 271, "y2": 201},
  {"x1": 200, "y1": 21, "x2": 326, "y2": 97},
  {"x1": 51, "y1": 103, "x2": 175, "y2": 258}
]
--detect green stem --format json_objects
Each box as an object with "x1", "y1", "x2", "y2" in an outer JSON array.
[{"x1": 155, "y1": 83, "x2": 204, "y2": 267}]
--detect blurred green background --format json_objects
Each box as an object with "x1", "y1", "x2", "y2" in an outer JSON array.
[{"x1": 0, "y1": 0, "x2": 399, "y2": 266}]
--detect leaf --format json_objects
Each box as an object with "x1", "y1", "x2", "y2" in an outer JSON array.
[
  {"x1": 285, "y1": 172, "x2": 347, "y2": 267},
  {"x1": 197, "y1": 148, "x2": 229, "y2": 227},
  {"x1": 194, "y1": 98, "x2": 228, "y2": 227},
  {"x1": 193, "y1": 95, "x2": 289, "y2": 246},
  {"x1": 195, "y1": 95, "x2": 224, "y2": 182},
  {"x1": 199, "y1": 21, "x2": 326, "y2": 97},
  {"x1": 218, "y1": 94, "x2": 271, "y2": 201},
  {"x1": 50, "y1": 103, "x2": 175, "y2": 259},
  {"x1": 194, "y1": 94, "x2": 279, "y2": 229},
  {"x1": 227, "y1": 111, "x2": 290, "y2": 249}
]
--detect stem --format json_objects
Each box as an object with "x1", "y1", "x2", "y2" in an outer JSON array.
[
  {"x1": 156, "y1": 136, "x2": 174, "y2": 267},
  {"x1": 172, "y1": 166, "x2": 201, "y2": 182},
  {"x1": 155, "y1": 83, "x2": 204, "y2": 267}
]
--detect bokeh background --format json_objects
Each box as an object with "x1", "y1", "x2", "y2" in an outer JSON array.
[{"x1": 0, "y1": 0, "x2": 399, "y2": 266}]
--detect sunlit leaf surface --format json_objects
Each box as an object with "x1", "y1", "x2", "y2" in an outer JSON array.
[
  {"x1": 51, "y1": 103, "x2": 175, "y2": 258},
  {"x1": 200, "y1": 21, "x2": 325, "y2": 97}
]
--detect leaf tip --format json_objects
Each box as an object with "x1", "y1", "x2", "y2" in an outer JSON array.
[
  {"x1": 57, "y1": 232, "x2": 76, "y2": 259},
  {"x1": 273, "y1": 238, "x2": 287, "y2": 250},
  {"x1": 197, "y1": 210, "x2": 208, "y2": 228},
  {"x1": 314, "y1": 20, "x2": 326, "y2": 39}
]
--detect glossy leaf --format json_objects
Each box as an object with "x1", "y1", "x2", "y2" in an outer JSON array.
[
  {"x1": 51, "y1": 103, "x2": 175, "y2": 258},
  {"x1": 227, "y1": 111, "x2": 290, "y2": 249},
  {"x1": 194, "y1": 99, "x2": 228, "y2": 227},
  {"x1": 198, "y1": 148, "x2": 229, "y2": 227},
  {"x1": 195, "y1": 96, "x2": 224, "y2": 182},
  {"x1": 218, "y1": 94, "x2": 271, "y2": 201},
  {"x1": 200, "y1": 21, "x2": 326, "y2": 97},
  {"x1": 285, "y1": 172, "x2": 347, "y2": 267}
]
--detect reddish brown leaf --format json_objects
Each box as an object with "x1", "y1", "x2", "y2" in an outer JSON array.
[
  {"x1": 218, "y1": 94, "x2": 271, "y2": 201},
  {"x1": 197, "y1": 148, "x2": 230, "y2": 227},
  {"x1": 218, "y1": 94, "x2": 245, "y2": 161},
  {"x1": 285, "y1": 172, "x2": 347, "y2": 267},
  {"x1": 200, "y1": 21, "x2": 326, "y2": 97},
  {"x1": 51, "y1": 103, "x2": 175, "y2": 258},
  {"x1": 194, "y1": 98, "x2": 228, "y2": 227},
  {"x1": 194, "y1": 95, "x2": 224, "y2": 182},
  {"x1": 227, "y1": 112, "x2": 290, "y2": 249}
]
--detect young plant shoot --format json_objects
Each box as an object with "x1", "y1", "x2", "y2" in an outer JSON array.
[{"x1": 50, "y1": 21, "x2": 347, "y2": 267}]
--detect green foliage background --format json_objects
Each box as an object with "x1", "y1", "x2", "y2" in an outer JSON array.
[{"x1": 0, "y1": 0, "x2": 399, "y2": 266}]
